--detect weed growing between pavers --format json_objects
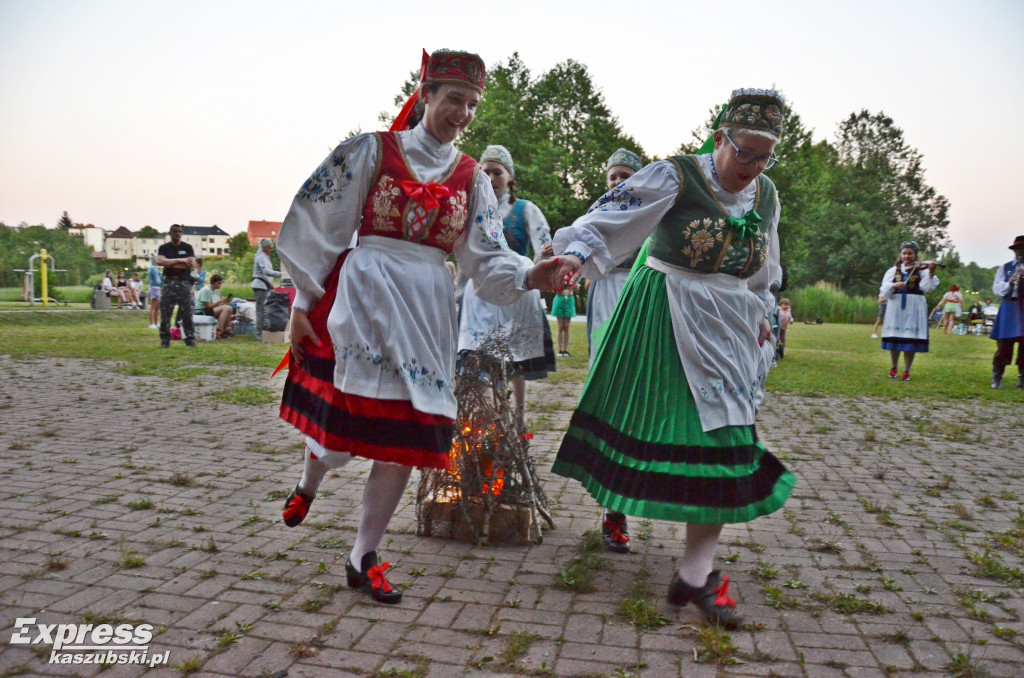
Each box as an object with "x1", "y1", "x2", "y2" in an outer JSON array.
[
  {"x1": 967, "y1": 550, "x2": 1024, "y2": 585},
  {"x1": 691, "y1": 623, "x2": 742, "y2": 665},
  {"x1": 617, "y1": 568, "x2": 669, "y2": 629},
  {"x1": 947, "y1": 651, "x2": 990, "y2": 678},
  {"x1": 554, "y1": 529, "x2": 607, "y2": 593}
]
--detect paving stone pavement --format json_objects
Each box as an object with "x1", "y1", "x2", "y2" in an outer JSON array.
[{"x1": 1, "y1": 352, "x2": 1022, "y2": 678}]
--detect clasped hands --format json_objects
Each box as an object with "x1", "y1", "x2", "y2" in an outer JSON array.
[{"x1": 525, "y1": 253, "x2": 581, "y2": 293}]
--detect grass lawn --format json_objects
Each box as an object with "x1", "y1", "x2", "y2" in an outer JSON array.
[
  {"x1": 0, "y1": 311, "x2": 1020, "y2": 403},
  {"x1": 770, "y1": 321, "x2": 1022, "y2": 402},
  {"x1": 0, "y1": 311, "x2": 286, "y2": 381}
]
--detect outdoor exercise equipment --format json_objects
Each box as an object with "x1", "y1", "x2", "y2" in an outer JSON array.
[{"x1": 13, "y1": 249, "x2": 67, "y2": 307}]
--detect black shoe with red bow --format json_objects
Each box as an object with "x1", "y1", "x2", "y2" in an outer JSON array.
[
  {"x1": 346, "y1": 551, "x2": 402, "y2": 604},
  {"x1": 282, "y1": 486, "x2": 313, "y2": 528},
  {"x1": 668, "y1": 570, "x2": 742, "y2": 628},
  {"x1": 602, "y1": 512, "x2": 630, "y2": 554}
]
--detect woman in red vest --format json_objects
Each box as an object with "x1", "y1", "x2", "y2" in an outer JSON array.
[{"x1": 274, "y1": 50, "x2": 575, "y2": 604}]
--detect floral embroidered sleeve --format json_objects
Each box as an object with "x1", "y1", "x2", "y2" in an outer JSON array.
[
  {"x1": 277, "y1": 133, "x2": 377, "y2": 310},
  {"x1": 523, "y1": 200, "x2": 552, "y2": 263},
  {"x1": 552, "y1": 160, "x2": 680, "y2": 280},
  {"x1": 452, "y1": 173, "x2": 532, "y2": 307}
]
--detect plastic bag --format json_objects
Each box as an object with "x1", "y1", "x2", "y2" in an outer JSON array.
[{"x1": 263, "y1": 291, "x2": 291, "y2": 332}]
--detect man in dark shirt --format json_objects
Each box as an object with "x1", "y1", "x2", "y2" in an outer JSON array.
[{"x1": 156, "y1": 224, "x2": 197, "y2": 348}]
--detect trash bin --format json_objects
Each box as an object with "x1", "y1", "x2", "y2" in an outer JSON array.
[{"x1": 92, "y1": 288, "x2": 111, "y2": 310}]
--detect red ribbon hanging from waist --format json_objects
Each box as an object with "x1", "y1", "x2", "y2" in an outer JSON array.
[{"x1": 401, "y1": 180, "x2": 450, "y2": 211}]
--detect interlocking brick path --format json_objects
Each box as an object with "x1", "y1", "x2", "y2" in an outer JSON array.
[{"x1": 1, "y1": 353, "x2": 1022, "y2": 677}]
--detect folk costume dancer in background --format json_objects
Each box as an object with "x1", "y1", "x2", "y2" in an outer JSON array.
[
  {"x1": 989, "y1": 234, "x2": 1024, "y2": 389},
  {"x1": 549, "y1": 89, "x2": 795, "y2": 627},
  {"x1": 275, "y1": 50, "x2": 577, "y2": 605},
  {"x1": 579, "y1": 147, "x2": 648, "y2": 554},
  {"x1": 585, "y1": 148, "x2": 645, "y2": 361},
  {"x1": 458, "y1": 145, "x2": 556, "y2": 431},
  {"x1": 879, "y1": 241, "x2": 939, "y2": 381}
]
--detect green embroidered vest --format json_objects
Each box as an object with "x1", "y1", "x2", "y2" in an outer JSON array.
[{"x1": 648, "y1": 155, "x2": 777, "y2": 279}]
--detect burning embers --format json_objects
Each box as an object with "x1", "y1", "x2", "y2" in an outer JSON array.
[{"x1": 416, "y1": 339, "x2": 554, "y2": 545}]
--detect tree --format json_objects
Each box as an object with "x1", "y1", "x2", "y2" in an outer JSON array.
[
  {"x1": 136, "y1": 225, "x2": 160, "y2": 238},
  {"x1": 57, "y1": 211, "x2": 73, "y2": 231},
  {"x1": 0, "y1": 223, "x2": 96, "y2": 288},
  {"x1": 229, "y1": 232, "x2": 253, "y2": 259},
  {"x1": 834, "y1": 111, "x2": 951, "y2": 258}
]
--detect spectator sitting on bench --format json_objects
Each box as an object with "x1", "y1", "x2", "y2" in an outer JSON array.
[
  {"x1": 102, "y1": 270, "x2": 134, "y2": 309},
  {"x1": 129, "y1": 272, "x2": 145, "y2": 306},
  {"x1": 195, "y1": 274, "x2": 234, "y2": 339}
]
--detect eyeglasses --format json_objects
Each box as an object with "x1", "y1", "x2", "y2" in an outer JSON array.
[{"x1": 723, "y1": 131, "x2": 779, "y2": 171}]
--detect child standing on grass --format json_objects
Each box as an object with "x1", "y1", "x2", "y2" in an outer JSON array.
[
  {"x1": 778, "y1": 298, "x2": 793, "y2": 358},
  {"x1": 552, "y1": 282, "x2": 578, "y2": 357}
]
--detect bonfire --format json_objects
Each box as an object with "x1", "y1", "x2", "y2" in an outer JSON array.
[{"x1": 416, "y1": 333, "x2": 555, "y2": 544}]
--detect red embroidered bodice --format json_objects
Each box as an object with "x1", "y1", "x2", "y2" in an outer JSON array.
[{"x1": 359, "y1": 132, "x2": 478, "y2": 254}]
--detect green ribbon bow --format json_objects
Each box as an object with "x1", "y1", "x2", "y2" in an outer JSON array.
[{"x1": 727, "y1": 210, "x2": 762, "y2": 241}]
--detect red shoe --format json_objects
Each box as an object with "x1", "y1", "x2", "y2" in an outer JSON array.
[
  {"x1": 602, "y1": 512, "x2": 630, "y2": 554},
  {"x1": 901, "y1": 372, "x2": 911, "y2": 381},
  {"x1": 282, "y1": 486, "x2": 313, "y2": 527},
  {"x1": 888, "y1": 368, "x2": 898, "y2": 379}
]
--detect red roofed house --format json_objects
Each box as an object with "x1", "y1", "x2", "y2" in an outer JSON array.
[{"x1": 247, "y1": 220, "x2": 282, "y2": 246}]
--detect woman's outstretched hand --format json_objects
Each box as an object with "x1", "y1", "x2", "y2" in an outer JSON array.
[
  {"x1": 289, "y1": 309, "x2": 321, "y2": 364},
  {"x1": 526, "y1": 255, "x2": 582, "y2": 292}
]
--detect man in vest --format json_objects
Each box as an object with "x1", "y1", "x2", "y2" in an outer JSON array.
[{"x1": 990, "y1": 234, "x2": 1024, "y2": 388}]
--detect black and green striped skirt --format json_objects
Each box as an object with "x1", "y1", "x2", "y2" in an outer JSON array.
[{"x1": 551, "y1": 265, "x2": 796, "y2": 524}]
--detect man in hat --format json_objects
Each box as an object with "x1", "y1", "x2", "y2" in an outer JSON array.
[{"x1": 990, "y1": 234, "x2": 1024, "y2": 388}]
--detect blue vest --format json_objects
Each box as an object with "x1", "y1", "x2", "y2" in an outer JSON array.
[{"x1": 502, "y1": 200, "x2": 529, "y2": 257}]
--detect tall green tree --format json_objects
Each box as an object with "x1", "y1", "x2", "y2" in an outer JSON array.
[
  {"x1": 57, "y1": 211, "x2": 73, "y2": 231},
  {"x1": 136, "y1": 225, "x2": 160, "y2": 238}
]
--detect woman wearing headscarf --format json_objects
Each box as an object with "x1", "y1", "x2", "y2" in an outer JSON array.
[
  {"x1": 549, "y1": 89, "x2": 795, "y2": 627},
  {"x1": 275, "y1": 50, "x2": 575, "y2": 605},
  {"x1": 457, "y1": 144, "x2": 556, "y2": 429},
  {"x1": 585, "y1": 148, "x2": 645, "y2": 355},
  {"x1": 879, "y1": 241, "x2": 939, "y2": 380}
]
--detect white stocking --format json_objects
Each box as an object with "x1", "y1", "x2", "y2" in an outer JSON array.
[
  {"x1": 677, "y1": 523, "x2": 724, "y2": 588},
  {"x1": 350, "y1": 461, "x2": 412, "y2": 570},
  {"x1": 298, "y1": 437, "x2": 350, "y2": 497}
]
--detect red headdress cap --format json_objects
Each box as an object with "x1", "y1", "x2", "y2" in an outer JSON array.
[{"x1": 423, "y1": 49, "x2": 486, "y2": 93}]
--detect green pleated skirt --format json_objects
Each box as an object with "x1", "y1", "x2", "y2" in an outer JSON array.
[{"x1": 551, "y1": 265, "x2": 796, "y2": 524}]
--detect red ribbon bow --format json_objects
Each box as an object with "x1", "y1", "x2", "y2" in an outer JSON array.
[
  {"x1": 602, "y1": 519, "x2": 629, "y2": 545},
  {"x1": 367, "y1": 562, "x2": 394, "y2": 593},
  {"x1": 713, "y1": 575, "x2": 737, "y2": 609},
  {"x1": 282, "y1": 493, "x2": 309, "y2": 523},
  {"x1": 401, "y1": 180, "x2": 450, "y2": 211}
]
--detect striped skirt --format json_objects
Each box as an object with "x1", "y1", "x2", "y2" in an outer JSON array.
[
  {"x1": 280, "y1": 251, "x2": 454, "y2": 469},
  {"x1": 551, "y1": 265, "x2": 795, "y2": 524}
]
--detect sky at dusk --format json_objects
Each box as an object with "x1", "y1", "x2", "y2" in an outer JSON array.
[{"x1": 1, "y1": 0, "x2": 1022, "y2": 267}]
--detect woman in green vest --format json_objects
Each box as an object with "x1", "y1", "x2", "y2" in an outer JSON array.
[{"x1": 549, "y1": 89, "x2": 795, "y2": 627}]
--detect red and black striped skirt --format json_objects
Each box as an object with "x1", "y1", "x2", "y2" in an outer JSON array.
[{"x1": 279, "y1": 251, "x2": 454, "y2": 469}]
